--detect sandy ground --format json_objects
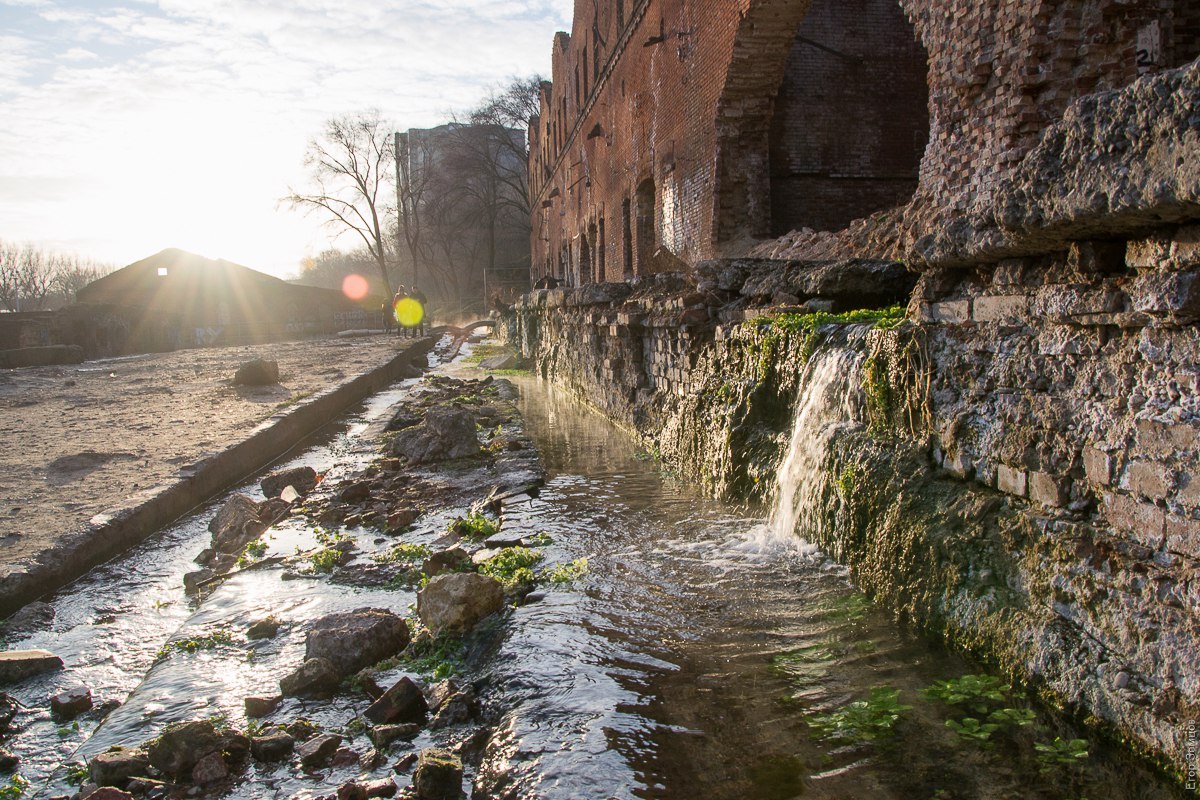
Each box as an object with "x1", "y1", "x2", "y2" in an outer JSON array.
[{"x1": 0, "y1": 334, "x2": 415, "y2": 573}]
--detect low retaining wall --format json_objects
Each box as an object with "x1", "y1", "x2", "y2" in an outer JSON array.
[{"x1": 0, "y1": 337, "x2": 437, "y2": 618}]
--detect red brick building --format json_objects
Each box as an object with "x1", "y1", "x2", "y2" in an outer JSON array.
[{"x1": 529, "y1": 0, "x2": 1200, "y2": 285}]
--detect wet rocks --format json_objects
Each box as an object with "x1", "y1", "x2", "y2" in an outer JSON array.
[
  {"x1": 0, "y1": 750, "x2": 17, "y2": 772},
  {"x1": 246, "y1": 616, "x2": 280, "y2": 640},
  {"x1": 145, "y1": 719, "x2": 246, "y2": 780},
  {"x1": 207, "y1": 494, "x2": 268, "y2": 555},
  {"x1": 304, "y1": 608, "x2": 410, "y2": 678},
  {"x1": 386, "y1": 408, "x2": 481, "y2": 465},
  {"x1": 244, "y1": 694, "x2": 281, "y2": 717},
  {"x1": 339, "y1": 777, "x2": 398, "y2": 799},
  {"x1": 421, "y1": 546, "x2": 470, "y2": 577},
  {"x1": 0, "y1": 601, "x2": 55, "y2": 639},
  {"x1": 88, "y1": 747, "x2": 150, "y2": 789},
  {"x1": 190, "y1": 751, "x2": 228, "y2": 785},
  {"x1": 298, "y1": 732, "x2": 343, "y2": 770},
  {"x1": 0, "y1": 693, "x2": 16, "y2": 732},
  {"x1": 261, "y1": 465, "x2": 318, "y2": 498},
  {"x1": 417, "y1": 573, "x2": 504, "y2": 634},
  {"x1": 367, "y1": 723, "x2": 420, "y2": 749},
  {"x1": 233, "y1": 358, "x2": 279, "y2": 386},
  {"x1": 81, "y1": 788, "x2": 135, "y2": 800},
  {"x1": 280, "y1": 657, "x2": 341, "y2": 699},
  {"x1": 412, "y1": 747, "x2": 464, "y2": 800},
  {"x1": 49, "y1": 685, "x2": 92, "y2": 720},
  {"x1": 250, "y1": 730, "x2": 294, "y2": 761},
  {"x1": 0, "y1": 649, "x2": 63, "y2": 684},
  {"x1": 364, "y1": 677, "x2": 427, "y2": 725}
]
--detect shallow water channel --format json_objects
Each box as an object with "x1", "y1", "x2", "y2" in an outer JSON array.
[{"x1": 2, "y1": 347, "x2": 1187, "y2": 799}]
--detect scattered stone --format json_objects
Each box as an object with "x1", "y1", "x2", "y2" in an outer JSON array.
[
  {"x1": 386, "y1": 408, "x2": 482, "y2": 465},
  {"x1": 146, "y1": 720, "x2": 223, "y2": 779},
  {"x1": 429, "y1": 690, "x2": 476, "y2": 730},
  {"x1": 0, "y1": 649, "x2": 63, "y2": 684},
  {"x1": 244, "y1": 695, "x2": 282, "y2": 717},
  {"x1": 339, "y1": 481, "x2": 372, "y2": 503},
  {"x1": 250, "y1": 730, "x2": 294, "y2": 762},
  {"x1": 360, "y1": 747, "x2": 387, "y2": 770},
  {"x1": 1, "y1": 601, "x2": 55, "y2": 639},
  {"x1": 368, "y1": 723, "x2": 421, "y2": 749},
  {"x1": 123, "y1": 777, "x2": 166, "y2": 796},
  {"x1": 393, "y1": 753, "x2": 418, "y2": 773},
  {"x1": 280, "y1": 657, "x2": 341, "y2": 699},
  {"x1": 331, "y1": 746, "x2": 359, "y2": 767},
  {"x1": 233, "y1": 358, "x2": 279, "y2": 386},
  {"x1": 386, "y1": 508, "x2": 420, "y2": 532},
  {"x1": 88, "y1": 747, "x2": 150, "y2": 788},
  {"x1": 246, "y1": 617, "x2": 280, "y2": 640},
  {"x1": 0, "y1": 693, "x2": 16, "y2": 732},
  {"x1": 207, "y1": 494, "x2": 267, "y2": 554},
  {"x1": 0, "y1": 750, "x2": 17, "y2": 772},
  {"x1": 81, "y1": 788, "x2": 135, "y2": 800},
  {"x1": 338, "y1": 781, "x2": 368, "y2": 800},
  {"x1": 425, "y1": 680, "x2": 459, "y2": 713},
  {"x1": 261, "y1": 466, "x2": 318, "y2": 498},
  {"x1": 183, "y1": 569, "x2": 214, "y2": 593},
  {"x1": 298, "y1": 733, "x2": 343, "y2": 770},
  {"x1": 421, "y1": 547, "x2": 470, "y2": 577},
  {"x1": 50, "y1": 685, "x2": 93, "y2": 720},
  {"x1": 286, "y1": 718, "x2": 320, "y2": 740},
  {"x1": 412, "y1": 747, "x2": 464, "y2": 800},
  {"x1": 364, "y1": 677, "x2": 428, "y2": 725},
  {"x1": 417, "y1": 573, "x2": 505, "y2": 634},
  {"x1": 190, "y1": 751, "x2": 228, "y2": 785},
  {"x1": 304, "y1": 608, "x2": 410, "y2": 678}
]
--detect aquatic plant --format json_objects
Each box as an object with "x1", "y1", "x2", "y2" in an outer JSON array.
[
  {"x1": 448, "y1": 513, "x2": 500, "y2": 540},
  {"x1": 306, "y1": 547, "x2": 343, "y2": 574},
  {"x1": 987, "y1": 706, "x2": 1036, "y2": 728},
  {"x1": 479, "y1": 547, "x2": 543, "y2": 586},
  {"x1": 525, "y1": 532, "x2": 554, "y2": 547},
  {"x1": 0, "y1": 775, "x2": 28, "y2": 799},
  {"x1": 156, "y1": 628, "x2": 238, "y2": 660},
  {"x1": 753, "y1": 305, "x2": 906, "y2": 365},
  {"x1": 921, "y1": 674, "x2": 1009, "y2": 714},
  {"x1": 816, "y1": 592, "x2": 872, "y2": 623},
  {"x1": 1034, "y1": 737, "x2": 1089, "y2": 772},
  {"x1": 55, "y1": 720, "x2": 80, "y2": 738},
  {"x1": 806, "y1": 687, "x2": 910, "y2": 743},
  {"x1": 545, "y1": 557, "x2": 589, "y2": 585},
  {"x1": 836, "y1": 464, "x2": 858, "y2": 497},
  {"x1": 373, "y1": 542, "x2": 433, "y2": 564},
  {"x1": 945, "y1": 716, "x2": 1000, "y2": 744},
  {"x1": 236, "y1": 539, "x2": 268, "y2": 567},
  {"x1": 64, "y1": 762, "x2": 89, "y2": 786},
  {"x1": 401, "y1": 629, "x2": 466, "y2": 680}
]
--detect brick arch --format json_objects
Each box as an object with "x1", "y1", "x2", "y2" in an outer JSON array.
[
  {"x1": 712, "y1": 0, "x2": 931, "y2": 243},
  {"x1": 712, "y1": 0, "x2": 815, "y2": 245}
]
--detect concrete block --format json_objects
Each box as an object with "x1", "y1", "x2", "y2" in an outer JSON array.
[
  {"x1": 1125, "y1": 461, "x2": 1171, "y2": 501},
  {"x1": 997, "y1": 464, "x2": 1028, "y2": 497},
  {"x1": 1030, "y1": 471, "x2": 1066, "y2": 507},
  {"x1": 928, "y1": 300, "x2": 971, "y2": 324},
  {"x1": 973, "y1": 295, "x2": 1029, "y2": 323},
  {"x1": 1083, "y1": 447, "x2": 1114, "y2": 486}
]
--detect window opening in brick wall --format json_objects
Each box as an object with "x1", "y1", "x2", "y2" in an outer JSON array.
[
  {"x1": 766, "y1": 0, "x2": 931, "y2": 236},
  {"x1": 579, "y1": 231, "x2": 592, "y2": 285},
  {"x1": 621, "y1": 198, "x2": 633, "y2": 280},
  {"x1": 597, "y1": 217, "x2": 606, "y2": 283},
  {"x1": 635, "y1": 178, "x2": 656, "y2": 275}
]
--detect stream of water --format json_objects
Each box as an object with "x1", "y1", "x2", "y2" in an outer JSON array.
[{"x1": 0, "y1": 341, "x2": 1186, "y2": 799}]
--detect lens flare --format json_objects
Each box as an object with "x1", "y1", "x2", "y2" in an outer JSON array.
[
  {"x1": 341, "y1": 274, "x2": 369, "y2": 301},
  {"x1": 394, "y1": 297, "x2": 424, "y2": 327}
]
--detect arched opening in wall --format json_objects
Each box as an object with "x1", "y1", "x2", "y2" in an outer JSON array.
[
  {"x1": 587, "y1": 222, "x2": 599, "y2": 284},
  {"x1": 621, "y1": 199, "x2": 633, "y2": 280},
  {"x1": 578, "y1": 232, "x2": 592, "y2": 285},
  {"x1": 635, "y1": 178, "x2": 656, "y2": 275},
  {"x1": 766, "y1": 0, "x2": 930, "y2": 236},
  {"x1": 597, "y1": 218, "x2": 606, "y2": 283}
]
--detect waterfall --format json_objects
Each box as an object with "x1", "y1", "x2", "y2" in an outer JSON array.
[{"x1": 748, "y1": 334, "x2": 869, "y2": 553}]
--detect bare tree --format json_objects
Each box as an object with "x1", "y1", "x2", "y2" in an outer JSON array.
[
  {"x1": 0, "y1": 240, "x2": 112, "y2": 311},
  {"x1": 287, "y1": 111, "x2": 396, "y2": 297}
]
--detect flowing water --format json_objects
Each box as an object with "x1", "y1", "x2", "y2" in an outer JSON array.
[{"x1": 0, "y1": 341, "x2": 1186, "y2": 799}]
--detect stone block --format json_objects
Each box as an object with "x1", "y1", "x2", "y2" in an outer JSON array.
[
  {"x1": 1134, "y1": 418, "x2": 1198, "y2": 458},
  {"x1": 1030, "y1": 471, "x2": 1066, "y2": 507},
  {"x1": 944, "y1": 450, "x2": 974, "y2": 479},
  {"x1": 973, "y1": 295, "x2": 1029, "y2": 323},
  {"x1": 1164, "y1": 511, "x2": 1199, "y2": 560},
  {"x1": 1170, "y1": 226, "x2": 1200, "y2": 268},
  {"x1": 1128, "y1": 272, "x2": 1200, "y2": 320},
  {"x1": 996, "y1": 464, "x2": 1028, "y2": 497},
  {"x1": 927, "y1": 300, "x2": 971, "y2": 324},
  {"x1": 1083, "y1": 447, "x2": 1113, "y2": 486},
  {"x1": 1103, "y1": 492, "x2": 1165, "y2": 550},
  {"x1": 1125, "y1": 461, "x2": 1171, "y2": 501},
  {"x1": 1126, "y1": 237, "x2": 1170, "y2": 269}
]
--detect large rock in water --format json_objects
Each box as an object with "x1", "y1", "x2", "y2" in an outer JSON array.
[
  {"x1": 386, "y1": 408, "x2": 481, "y2": 465},
  {"x1": 364, "y1": 676, "x2": 427, "y2": 725},
  {"x1": 89, "y1": 747, "x2": 150, "y2": 788},
  {"x1": 304, "y1": 608, "x2": 410, "y2": 678},
  {"x1": 261, "y1": 466, "x2": 318, "y2": 498},
  {"x1": 146, "y1": 720, "x2": 223, "y2": 778},
  {"x1": 279, "y1": 657, "x2": 341, "y2": 699},
  {"x1": 207, "y1": 494, "x2": 267, "y2": 554},
  {"x1": 417, "y1": 573, "x2": 504, "y2": 634},
  {"x1": 412, "y1": 748, "x2": 463, "y2": 800},
  {"x1": 0, "y1": 650, "x2": 63, "y2": 684}
]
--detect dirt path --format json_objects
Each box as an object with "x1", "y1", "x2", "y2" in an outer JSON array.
[{"x1": 0, "y1": 334, "x2": 416, "y2": 579}]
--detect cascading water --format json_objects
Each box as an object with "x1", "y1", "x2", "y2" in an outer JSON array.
[{"x1": 760, "y1": 330, "x2": 869, "y2": 550}]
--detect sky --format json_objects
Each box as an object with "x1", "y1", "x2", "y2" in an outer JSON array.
[{"x1": 0, "y1": 0, "x2": 571, "y2": 279}]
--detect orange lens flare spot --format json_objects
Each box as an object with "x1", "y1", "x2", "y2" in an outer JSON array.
[
  {"x1": 394, "y1": 297, "x2": 424, "y2": 327},
  {"x1": 342, "y1": 274, "x2": 370, "y2": 301}
]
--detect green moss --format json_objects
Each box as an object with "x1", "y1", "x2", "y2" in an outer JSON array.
[
  {"x1": 544, "y1": 557, "x2": 589, "y2": 585},
  {"x1": 401, "y1": 628, "x2": 466, "y2": 680},
  {"x1": 479, "y1": 547, "x2": 543, "y2": 586},
  {"x1": 836, "y1": 464, "x2": 858, "y2": 497},
  {"x1": 373, "y1": 542, "x2": 433, "y2": 564},
  {"x1": 0, "y1": 775, "x2": 28, "y2": 799},
  {"x1": 448, "y1": 513, "x2": 500, "y2": 540},
  {"x1": 750, "y1": 305, "x2": 907, "y2": 365},
  {"x1": 156, "y1": 628, "x2": 238, "y2": 660},
  {"x1": 862, "y1": 354, "x2": 893, "y2": 437}
]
